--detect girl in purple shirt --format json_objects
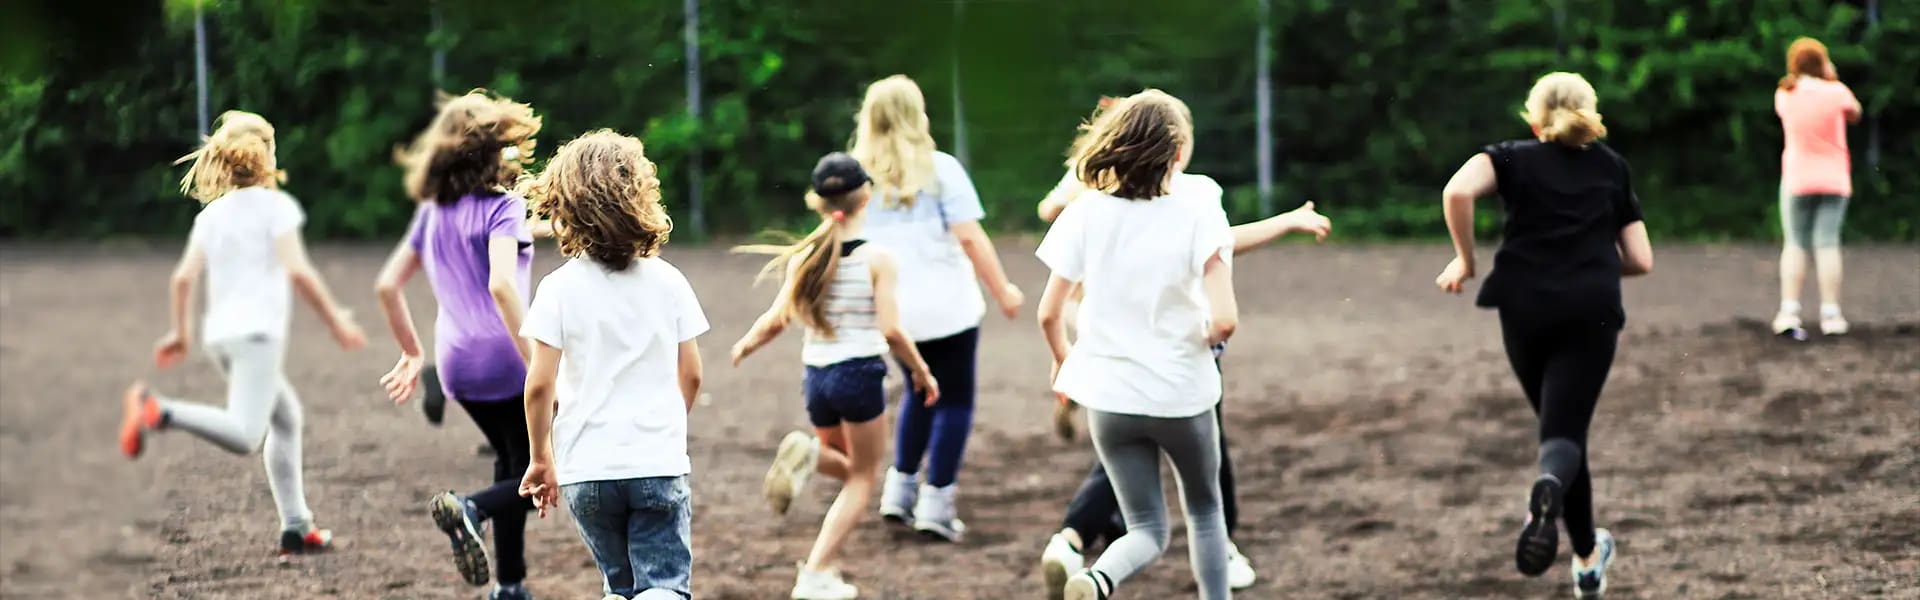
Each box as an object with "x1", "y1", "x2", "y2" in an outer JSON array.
[{"x1": 376, "y1": 91, "x2": 543, "y2": 600}]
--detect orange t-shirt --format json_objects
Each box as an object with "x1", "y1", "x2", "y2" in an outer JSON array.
[{"x1": 1775, "y1": 77, "x2": 1860, "y2": 197}]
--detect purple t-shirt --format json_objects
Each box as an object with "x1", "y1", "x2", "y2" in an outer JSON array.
[{"x1": 409, "y1": 193, "x2": 534, "y2": 402}]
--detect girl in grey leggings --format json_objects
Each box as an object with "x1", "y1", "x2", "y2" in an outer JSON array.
[{"x1": 1085, "y1": 409, "x2": 1230, "y2": 596}]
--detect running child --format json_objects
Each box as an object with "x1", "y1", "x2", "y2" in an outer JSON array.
[
  {"x1": 1433, "y1": 72, "x2": 1653, "y2": 599},
  {"x1": 377, "y1": 90, "x2": 542, "y2": 599},
  {"x1": 515, "y1": 130, "x2": 707, "y2": 600},
  {"x1": 1770, "y1": 37, "x2": 1862, "y2": 337},
  {"x1": 118, "y1": 110, "x2": 366, "y2": 556},
  {"x1": 1035, "y1": 89, "x2": 1239, "y2": 600},
  {"x1": 732, "y1": 152, "x2": 942, "y2": 600},
  {"x1": 851, "y1": 75, "x2": 1023, "y2": 543},
  {"x1": 1033, "y1": 97, "x2": 1330, "y2": 596}
]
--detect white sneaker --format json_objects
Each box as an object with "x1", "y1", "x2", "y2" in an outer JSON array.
[
  {"x1": 1227, "y1": 542, "x2": 1258, "y2": 589},
  {"x1": 1040, "y1": 531, "x2": 1084, "y2": 600},
  {"x1": 911, "y1": 482, "x2": 966, "y2": 542},
  {"x1": 1820, "y1": 312, "x2": 1850, "y2": 336},
  {"x1": 1772, "y1": 311, "x2": 1806, "y2": 338},
  {"x1": 1063, "y1": 570, "x2": 1109, "y2": 600},
  {"x1": 792, "y1": 567, "x2": 859, "y2": 600},
  {"x1": 878, "y1": 468, "x2": 917, "y2": 525},
  {"x1": 764, "y1": 431, "x2": 817, "y2": 515}
]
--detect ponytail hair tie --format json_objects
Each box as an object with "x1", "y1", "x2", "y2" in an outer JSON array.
[{"x1": 830, "y1": 210, "x2": 847, "y2": 222}]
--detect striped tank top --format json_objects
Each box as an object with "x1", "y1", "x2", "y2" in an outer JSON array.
[{"x1": 802, "y1": 239, "x2": 889, "y2": 367}]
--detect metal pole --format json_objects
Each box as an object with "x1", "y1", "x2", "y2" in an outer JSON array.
[
  {"x1": 1255, "y1": 0, "x2": 1274, "y2": 215},
  {"x1": 1865, "y1": 0, "x2": 1880, "y2": 171},
  {"x1": 950, "y1": 0, "x2": 969, "y2": 166},
  {"x1": 683, "y1": 0, "x2": 706, "y2": 235},
  {"x1": 1552, "y1": 0, "x2": 1567, "y2": 59},
  {"x1": 431, "y1": 0, "x2": 446, "y2": 93},
  {"x1": 194, "y1": 1, "x2": 210, "y2": 137}
]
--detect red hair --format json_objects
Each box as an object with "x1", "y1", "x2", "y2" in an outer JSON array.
[{"x1": 1780, "y1": 37, "x2": 1830, "y2": 91}]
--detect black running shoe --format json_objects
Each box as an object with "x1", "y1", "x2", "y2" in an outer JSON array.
[
  {"x1": 420, "y1": 365, "x2": 446, "y2": 426},
  {"x1": 1515, "y1": 475, "x2": 1563, "y2": 576},
  {"x1": 429, "y1": 491, "x2": 490, "y2": 586},
  {"x1": 277, "y1": 526, "x2": 333, "y2": 557}
]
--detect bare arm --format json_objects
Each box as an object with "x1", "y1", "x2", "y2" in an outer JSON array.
[
  {"x1": 1036, "y1": 274, "x2": 1077, "y2": 364},
  {"x1": 1617, "y1": 221, "x2": 1654, "y2": 276},
  {"x1": 487, "y1": 236, "x2": 531, "y2": 363},
  {"x1": 950, "y1": 220, "x2": 1024, "y2": 318},
  {"x1": 677, "y1": 339, "x2": 703, "y2": 413},
  {"x1": 1228, "y1": 201, "x2": 1331, "y2": 254},
  {"x1": 374, "y1": 241, "x2": 424, "y2": 357},
  {"x1": 519, "y1": 340, "x2": 562, "y2": 516},
  {"x1": 870, "y1": 249, "x2": 939, "y2": 404},
  {"x1": 1037, "y1": 174, "x2": 1084, "y2": 223},
  {"x1": 1436, "y1": 153, "x2": 1496, "y2": 293},
  {"x1": 275, "y1": 231, "x2": 364, "y2": 348},
  {"x1": 169, "y1": 242, "x2": 207, "y2": 342},
  {"x1": 1201, "y1": 253, "x2": 1238, "y2": 345},
  {"x1": 730, "y1": 257, "x2": 800, "y2": 365}
]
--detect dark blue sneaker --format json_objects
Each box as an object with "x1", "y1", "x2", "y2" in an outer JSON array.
[
  {"x1": 429, "y1": 491, "x2": 491, "y2": 586},
  {"x1": 1515, "y1": 475, "x2": 1563, "y2": 576},
  {"x1": 1573, "y1": 528, "x2": 1615, "y2": 598}
]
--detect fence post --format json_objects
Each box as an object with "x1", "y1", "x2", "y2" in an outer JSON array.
[
  {"x1": 194, "y1": 0, "x2": 209, "y2": 137},
  {"x1": 430, "y1": 0, "x2": 446, "y2": 93},
  {"x1": 950, "y1": 0, "x2": 969, "y2": 166},
  {"x1": 1865, "y1": 0, "x2": 1880, "y2": 171},
  {"x1": 683, "y1": 0, "x2": 706, "y2": 235},
  {"x1": 1255, "y1": 0, "x2": 1274, "y2": 216}
]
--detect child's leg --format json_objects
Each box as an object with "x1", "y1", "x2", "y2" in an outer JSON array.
[
  {"x1": 625, "y1": 476, "x2": 694, "y2": 599},
  {"x1": 1157, "y1": 409, "x2": 1229, "y2": 599},
  {"x1": 814, "y1": 426, "x2": 852, "y2": 481},
  {"x1": 1060, "y1": 461, "x2": 1121, "y2": 548},
  {"x1": 160, "y1": 337, "x2": 284, "y2": 454},
  {"x1": 1778, "y1": 190, "x2": 1815, "y2": 315},
  {"x1": 563, "y1": 481, "x2": 638, "y2": 597},
  {"x1": 1084, "y1": 409, "x2": 1171, "y2": 587},
  {"x1": 1538, "y1": 323, "x2": 1616, "y2": 559},
  {"x1": 263, "y1": 378, "x2": 313, "y2": 530},
  {"x1": 806, "y1": 416, "x2": 888, "y2": 571},
  {"x1": 1213, "y1": 401, "x2": 1239, "y2": 536},
  {"x1": 891, "y1": 364, "x2": 935, "y2": 477},
  {"x1": 1810, "y1": 195, "x2": 1849, "y2": 310},
  {"x1": 922, "y1": 329, "x2": 979, "y2": 488},
  {"x1": 458, "y1": 398, "x2": 536, "y2": 585}
]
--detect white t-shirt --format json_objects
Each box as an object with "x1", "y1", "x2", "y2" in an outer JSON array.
[
  {"x1": 860, "y1": 151, "x2": 987, "y2": 342},
  {"x1": 1035, "y1": 175, "x2": 1233, "y2": 418},
  {"x1": 520, "y1": 256, "x2": 709, "y2": 485},
  {"x1": 189, "y1": 187, "x2": 305, "y2": 344}
]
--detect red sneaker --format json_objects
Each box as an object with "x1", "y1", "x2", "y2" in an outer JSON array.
[
  {"x1": 278, "y1": 526, "x2": 333, "y2": 556},
  {"x1": 118, "y1": 383, "x2": 162, "y2": 459}
]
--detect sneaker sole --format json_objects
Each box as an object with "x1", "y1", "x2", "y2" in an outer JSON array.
[
  {"x1": 1041, "y1": 556, "x2": 1070, "y2": 600},
  {"x1": 1063, "y1": 575, "x2": 1100, "y2": 600},
  {"x1": 1516, "y1": 477, "x2": 1562, "y2": 577},
  {"x1": 119, "y1": 384, "x2": 149, "y2": 459},
  {"x1": 879, "y1": 506, "x2": 913, "y2": 527},
  {"x1": 913, "y1": 519, "x2": 964, "y2": 543},
  {"x1": 764, "y1": 433, "x2": 812, "y2": 516},
  {"x1": 429, "y1": 494, "x2": 491, "y2": 586}
]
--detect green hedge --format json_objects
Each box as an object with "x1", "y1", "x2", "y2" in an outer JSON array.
[{"x1": 2, "y1": 0, "x2": 1914, "y2": 241}]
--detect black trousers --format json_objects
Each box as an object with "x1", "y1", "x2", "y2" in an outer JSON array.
[
  {"x1": 458, "y1": 397, "x2": 538, "y2": 584},
  {"x1": 1061, "y1": 400, "x2": 1238, "y2": 548},
  {"x1": 1499, "y1": 309, "x2": 1618, "y2": 558}
]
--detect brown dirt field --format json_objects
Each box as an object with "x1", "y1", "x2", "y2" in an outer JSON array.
[{"x1": 2, "y1": 241, "x2": 1916, "y2": 599}]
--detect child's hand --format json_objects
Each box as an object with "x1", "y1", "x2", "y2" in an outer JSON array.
[
  {"x1": 1049, "y1": 359, "x2": 1073, "y2": 406},
  {"x1": 153, "y1": 331, "x2": 190, "y2": 369},
  {"x1": 913, "y1": 370, "x2": 941, "y2": 407},
  {"x1": 518, "y1": 462, "x2": 561, "y2": 519},
  {"x1": 729, "y1": 339, "x2": 753, "y2": 367},
  {"x1": 1281, "y1": 201, "x2": 1332, "y2": 242},
  {"x1": 332, "y1": 311, "x2": 367, "y2": 350},
  {"x1": 1435, "y1": 256, "x2": 1475, "y2": 294},
  {"x1": 996, "y1": 283, "x2": 1026, "y2": 319},
  {"x1": 380, "y1": 353, "x2": 425, "y2": 404}
]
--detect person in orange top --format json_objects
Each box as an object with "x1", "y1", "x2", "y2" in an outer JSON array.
[{"x1": 1772, "y1": 37, "x2": 1863, "y2": 337}]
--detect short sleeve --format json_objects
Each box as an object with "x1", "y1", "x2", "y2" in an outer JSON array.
[
  {"x1": 1034, "y1": 200, "x2": 1086, "y2": 281},
  {"x1": 1191, "y1": 205, "x2": 1234, "y2": 273},
  {"x1": 1613, "y1": 157, "x2": 1644, "y2": 228},
  {"x1": 489, "y1": 196, "x2": 533, "y2": 245},
  {"x1": 270, "y1": 192, "x2": 306, "y2": 237},
  {"x1": 521, "y1": 276, "x2": 565, "y2": 349},
  {"x1": 1837, "y1": 82, "x2": 1861, "y2": 113},
  {"x1": 669, "y1": 267, "x2": 710, "y2": 342},
  {"x1": 1480, "y1": 141, "x2": 1517, "y2": 197},
  {"x1": 405, "y1": 205, "x2": 429, "y2": 253},
  {"x1": 934, "y1": 153, "x2": 986, "y2": 224}
]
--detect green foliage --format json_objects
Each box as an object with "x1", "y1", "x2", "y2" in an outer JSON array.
[{"x1": 0, "y1": 0, "x2": 1913, "y2": 241}]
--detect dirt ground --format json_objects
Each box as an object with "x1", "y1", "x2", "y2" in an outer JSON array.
[{"x1": 1, "y1": 241, "x2": 1915, "y2": 599}]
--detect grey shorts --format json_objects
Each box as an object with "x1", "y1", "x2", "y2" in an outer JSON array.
[{"x1": 1780, "y1": 191, "x2": 1849, "y2": 250}]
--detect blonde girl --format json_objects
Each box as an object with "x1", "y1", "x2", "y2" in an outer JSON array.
[
  {"x1": 1035, "y1": 89, "x2": 1239, "y2": 600},
  {"x1": 375, "y1": 90, "x2": 543, "y2": 599},
  {"x1": 1433, "y1": 72, "x2": 1652, "y2": 598},
  {"x1": 732, "y1": 153, "x2": 941, "y2": 600},
  {"x1": 852, "y1": 75, "x2": 1020, "y2": 542},
  {"x1": 119, "y1": 110, "x2": 365, "y2": 556},
  {"x1": 1771, "y1": 37, "x2": 1862, "y2": 337}
]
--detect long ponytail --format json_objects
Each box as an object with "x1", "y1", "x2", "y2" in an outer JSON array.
[{"x1": 736, "y1": 190, "x2": 850, "y2": 337}]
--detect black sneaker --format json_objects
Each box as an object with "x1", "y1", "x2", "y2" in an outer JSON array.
[
  {"x1": 421, "y1": 365, "x2": 446, "y2": 426},
  {"x1": 1515, "y1": 474, "x2": 1563, "y2": 577},
  {"x1": 429, "y1": 491, "x2": 491, "y2": 586}
]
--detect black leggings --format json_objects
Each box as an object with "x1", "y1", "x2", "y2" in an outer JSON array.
[
  {"x1": 457, "y1": 398, "x2": 537, "y2": 584},
  {"x1": 1061, "y1": 401, "x2": 1238, "y2": 548},
  {"x1": 1499, "y1": 309, "x2": 1617, "y2": 558}
]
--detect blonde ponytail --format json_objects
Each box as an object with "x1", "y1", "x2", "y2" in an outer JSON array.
[
  {"x1": 850, "y1": 75, "x2": 936, "y2": 208},
  {"x1": 176, "y1": 111, "x2": 284, "y2": 203},
  {"x1": 1539, "y1": 106, "x2": 1606, "y2": 148},
  {"x1": 735, "y1": 190, "x2": 865, "y2": 338},
  {"x1": 1522, "y1": 72, "x2": 1607, "y2": 148}
]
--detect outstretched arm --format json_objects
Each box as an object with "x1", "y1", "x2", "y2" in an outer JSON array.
[
  {"x1": 275, "y1": 231, "x2": 366, "y2": 348},
  {"x1": 731, "y1": 257, "x2": 801, "y2": 365}
]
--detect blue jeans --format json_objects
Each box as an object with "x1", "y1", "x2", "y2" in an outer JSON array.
[{"x1": 561, "y1": 476, "x2": 693, "y2": 599}]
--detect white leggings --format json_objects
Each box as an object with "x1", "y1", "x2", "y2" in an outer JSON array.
[{"x1": 159, "y1": 336, "x2": 311, "y2": 530}]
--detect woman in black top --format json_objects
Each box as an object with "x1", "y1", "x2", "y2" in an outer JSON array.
[{"x1": 1434, "y1": 72, "x2": 1653, "y2": 600}]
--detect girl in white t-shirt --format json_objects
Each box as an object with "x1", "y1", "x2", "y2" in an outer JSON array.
[
  {"x1": 852, "y1": 75, "x2": 1022, "y2": 542},
  {"x1": 732, "y1": 153, "x2": 941, "y2": 600},
  {"x1": 1035, "y1": 90, "x2": 1239, "y2": 600},
  {"x1": 119, "y1": 111, "x2": 366, "y2": 557}
]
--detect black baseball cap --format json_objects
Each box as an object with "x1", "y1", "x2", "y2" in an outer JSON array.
[{"x1": 811, "y1": 152, "x2": 870, "y2": 196}]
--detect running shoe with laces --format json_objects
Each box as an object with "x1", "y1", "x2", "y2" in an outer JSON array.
[
  {"x1": 1039, "y1": 530, "x2": 1083, "y2": 600},
  {"x1": 878, "y1": 467, "x2": 916, "y2": 525},
  {"x1": 429, "y1": 491, "x2": 492, "y2": 586},
  {"x1": 277, "y1": 525, "x2": 333, "y2": 556},
  {"x1": 1819, "y1": 312, "x2": 1850, "y2": 336},
  {"x1": 1227, "y1": 541, "x2": 1258, "y2": 589},
  {"x1": 1772, "y1": 312, "x2": 1808, "y2": 340},
  {"x1": 764, "y1": 431, "x2": 818, "y2": 515},
  {"x1": 911, "y1": 482, "x2": 966, "y2": 542},
  {"x1": 118, "y1": 382, "x2": 164, "y2": 459},
  {"x1": 1515, "y1": 474, "x2": 1563, "y2": 577},
  {"x1": 1572, "y1": 528, "x2": 1616, "y2": 599},
  {"x1": 791, "y1": 566, "x2": 858, "y2": 600}
]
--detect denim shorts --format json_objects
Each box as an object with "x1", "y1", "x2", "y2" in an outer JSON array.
[
  {"x1": 561, "y1": 476, "x2": 693, "y2": 598},
  {"x1": 803, "y1": 356, "x2": 888, "y2": 427}
]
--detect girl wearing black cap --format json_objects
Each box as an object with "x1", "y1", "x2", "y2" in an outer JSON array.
[{"x1": 732, "y1": 152, "x2": 942, "y2": 600}]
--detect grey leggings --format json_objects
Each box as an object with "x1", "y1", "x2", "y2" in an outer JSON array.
[
  {"x1": 1780, "y1": 191, "x2": 1849, "y2": 250},
  {"x1": 159, "y1": 336, "x2": 312, "y2": 530},
  {"x1": 1086, "y1": 407, "x2": 1230, "y2": 599}
]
